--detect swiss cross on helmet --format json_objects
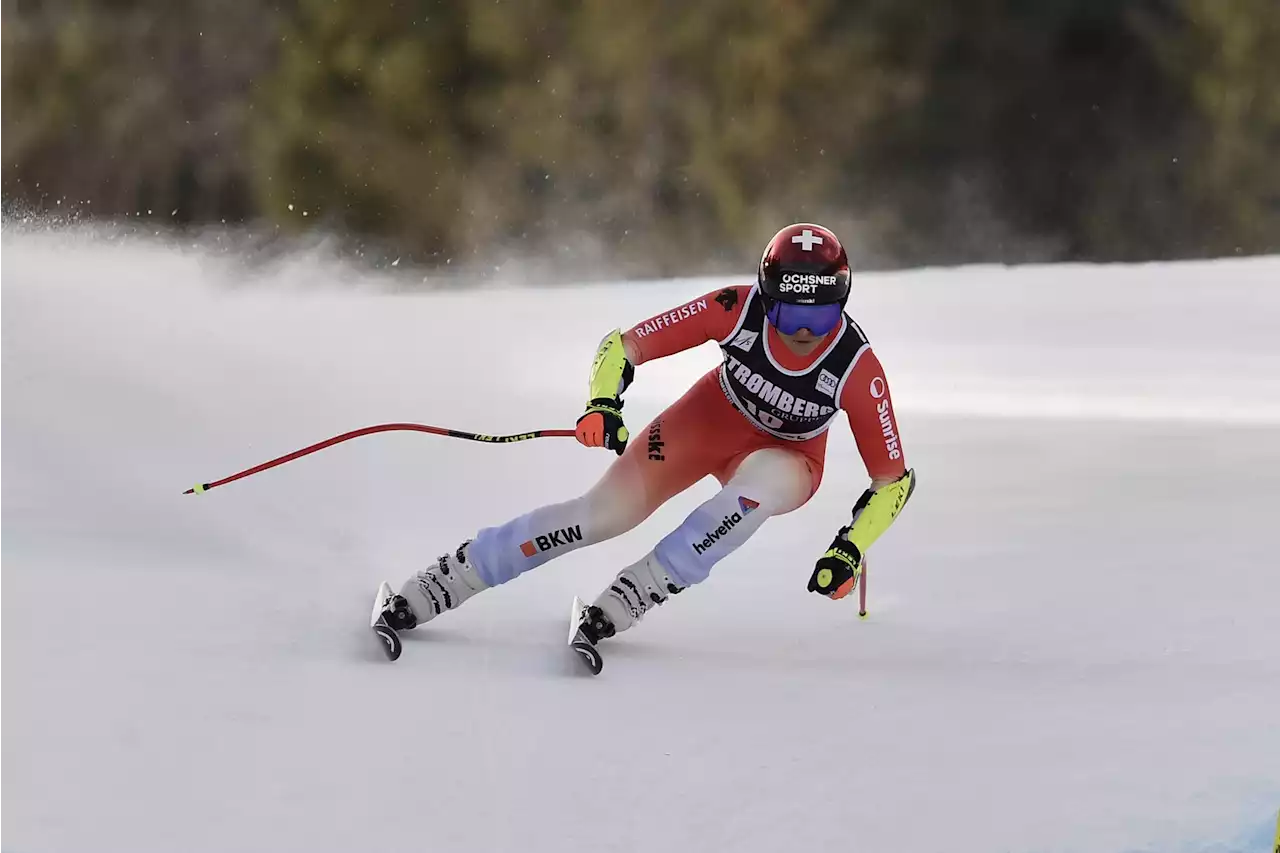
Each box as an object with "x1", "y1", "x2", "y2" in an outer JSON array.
[{"x1": 757, "y1": 223, "x2": 850, "y2": 336}]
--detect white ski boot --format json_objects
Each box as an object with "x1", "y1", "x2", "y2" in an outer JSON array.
[
  {"x1": 398, "y1": 541, "x2": 489, "y2": 626},
  {"x1": 588, "y1": 553, "x2": 685, "y2": 640}
]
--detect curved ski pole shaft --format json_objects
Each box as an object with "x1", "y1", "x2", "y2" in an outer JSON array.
[{"x1": 184, "y1": 422, "x2": 574, "y2": 495}]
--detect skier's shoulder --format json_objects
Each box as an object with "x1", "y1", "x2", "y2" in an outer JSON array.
[
  {"x1": 836, "y1": 331, "x2": 895, "y2": 412},
  {"x1": 841, "y1": 312, "x2": 873, "y2": 350},
  {"x1": 700, "y1": 282, "x2": 754, "y2": 318},
  {"x1": 720, "y1": 282, "x2": 755, "y2": 304},
  {"x1": 688, "y1": 282, "x2": 754, "y2": 339}
]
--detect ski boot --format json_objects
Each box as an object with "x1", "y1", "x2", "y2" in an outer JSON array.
[
  {"x1": 593, "y1": 552, "x2": 685, "y2": 635},
  {"x1": 568, "y1": 554, "x2": 685, "y2": 675},
  {"x1": 399, "y1": 540, "x2": 489, "y2": 625},
  {"x1": 371, "y1": 541, "x2": 489, "y2": 662}
]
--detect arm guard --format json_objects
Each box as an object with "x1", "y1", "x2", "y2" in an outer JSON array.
[
  {"x1": 576, "y1": 329, "x2": 636, "y2": 455},
  {"x1": 587, "y1": 329, "x2": 635, "y2": 402},
  {"x1": 808, "y1": 468, "x2": 916, "y2": 598},
  {"x1": 845, "y1": 468, "x2": 916, "y2": 555}
]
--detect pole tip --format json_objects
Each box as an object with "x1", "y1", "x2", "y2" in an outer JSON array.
[{"x1": 183, "y1": 483, "x2": 208, "y2": 495}]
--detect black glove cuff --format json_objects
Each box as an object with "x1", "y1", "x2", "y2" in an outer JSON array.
[
  {"x1": 619, "y1": 360, "x2": 635, "y2": 395},
  {"x1": 828, "y1": 528, "x2": 862, "y2": 563}
]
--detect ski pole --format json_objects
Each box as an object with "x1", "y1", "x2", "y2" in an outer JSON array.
[
  {"x1": 183, "y1": 422, "x2": 575, "y2": 495},
  {"x1": 858, "y1": 559, "x2": 869, "y2": 619}
]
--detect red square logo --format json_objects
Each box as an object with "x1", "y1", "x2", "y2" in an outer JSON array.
[{"x1": 519, "y1": 540, "x2": 537, "y2": 557}]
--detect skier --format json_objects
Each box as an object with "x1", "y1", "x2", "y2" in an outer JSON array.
[{"x1": 377, "y1": 222, "x2": 915, "y2": 650}]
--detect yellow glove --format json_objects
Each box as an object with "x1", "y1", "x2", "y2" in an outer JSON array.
[
  {"x1": 808, "y1": 469, "x2": 915, "y2": 598},
  {"x1": 808, "y1": 530, "x2": 864, "y2": 600}
]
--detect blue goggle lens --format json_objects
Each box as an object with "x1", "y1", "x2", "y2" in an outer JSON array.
[{"x1": 765, "y1": 301, "x2": 842, "y2": 335}]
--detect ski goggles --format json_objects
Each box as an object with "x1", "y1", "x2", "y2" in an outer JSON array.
[{"x1": 764, "y1": 299, "x2": 843, "y2": 336}]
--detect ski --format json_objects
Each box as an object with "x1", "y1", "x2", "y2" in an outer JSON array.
[
  {"x1": 567, "y1": 596, "x2": 603, "y2": 675},
  {"x1": 370, "y1": 581, "x2": 402, "y2": 661}
]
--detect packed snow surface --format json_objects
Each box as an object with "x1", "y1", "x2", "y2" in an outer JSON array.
[{"x1": 3, "y1": 230, "x2": 1278, "y2": 852}]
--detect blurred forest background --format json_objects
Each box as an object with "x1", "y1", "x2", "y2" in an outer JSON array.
[{"x1": 3, "y1": 0, "x2": 1278, "y2": 276}]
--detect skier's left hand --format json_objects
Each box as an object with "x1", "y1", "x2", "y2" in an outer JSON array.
[{"x1": 807, "y1": 527, "x2": 863, "y2": 600}]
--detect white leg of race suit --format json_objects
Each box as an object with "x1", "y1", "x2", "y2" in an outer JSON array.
[
  {"x1": 401, "y1": 464, "x2": 655, "y2": 622},
  {"x1": 592, "y1": 447, "x2": 814, "y2": 634}
]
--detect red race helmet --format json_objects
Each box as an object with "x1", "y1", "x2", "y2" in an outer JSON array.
[
  {"x1": 757, "y1": 223, "x2": 851, "y2": 306},
  {"x1": 757, "y1": 223, "x2": 851, "y2": 336}
]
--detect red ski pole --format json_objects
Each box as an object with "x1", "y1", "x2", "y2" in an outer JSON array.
[
  {"x1": 183, "y1": 422, "x2": 575, "y2": 495},
  {"x1": 858, "y1": 558, "x2": 869, "y2": 619}
]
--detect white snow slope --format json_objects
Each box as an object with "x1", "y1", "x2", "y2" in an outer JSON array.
[{"x1": 3, "y1": 230, "x2": 1279, "y2": 853}]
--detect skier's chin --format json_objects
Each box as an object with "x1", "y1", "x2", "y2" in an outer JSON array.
[{"x1": 780, "y1": 330, "x2": 824, "y2": 353}]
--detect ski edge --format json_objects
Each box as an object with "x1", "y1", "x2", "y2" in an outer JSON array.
[
  {"x1": 568, "y1": 596, "x2": 586, "y2": 645},
  {"x1": 371, "y1": 581, "x2": 394, "y2": 627}
]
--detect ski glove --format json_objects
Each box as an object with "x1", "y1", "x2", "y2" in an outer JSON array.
[
  {"x1": 808, "y1": 469, "x2": 916, "y2": 599},
  {"x1": 808, "y1": 529, "x2": 863, "y2": 600},
  {"x1": 575, "y1": 328, "x2": 635, "y2": 456},
  {"x1": 576, "y1": 398, "x2": 630, "y2": 455}
]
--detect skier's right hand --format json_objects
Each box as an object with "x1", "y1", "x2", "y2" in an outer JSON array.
[{"x1": 576, "y1": 398, "x2": 629, "y2": 455}]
